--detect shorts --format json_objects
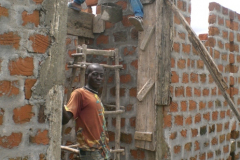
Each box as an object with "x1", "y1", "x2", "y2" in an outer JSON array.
[{"x1": 79, "y1": 149, "x2": 108, "y2": 160}]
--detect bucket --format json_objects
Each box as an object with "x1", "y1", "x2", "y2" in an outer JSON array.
[{"x1": 100, "y1": 3, "x2": 123, "y2": 23}]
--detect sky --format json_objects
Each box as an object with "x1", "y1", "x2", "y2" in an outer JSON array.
[{"x1": 191, "y1": 0, "x2": 240, "y2": 35}]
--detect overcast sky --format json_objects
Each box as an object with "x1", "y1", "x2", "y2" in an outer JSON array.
[{"x1": 191, "y1": 0, "x2": 240, "y2": 35}]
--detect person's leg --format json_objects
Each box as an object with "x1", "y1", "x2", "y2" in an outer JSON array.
[
  {"x1": 129, "y1": 0, "x2": 144, "y2": 17},
  {"x1": 74, "y1": 0, "x2": 85, "y2": 5},
  {"x1": 68, "y1": 0, "x2": 85, "y2": 11}
]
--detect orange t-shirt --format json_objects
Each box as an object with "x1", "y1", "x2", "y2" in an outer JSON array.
[{"x1": 65, "y1": 88, "x2": 110, "y2": 159}]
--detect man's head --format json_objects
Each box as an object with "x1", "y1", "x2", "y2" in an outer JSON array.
[{"x1": 85, "y1": 63, "x2": 104, "y2": 90}]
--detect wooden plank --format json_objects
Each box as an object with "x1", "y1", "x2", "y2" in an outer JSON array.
[
  {"x1": 155, "y1": 0, "x2": 173, "y2": 106},
  {"x1": 67, "y1": 9, "x2": 94, "y2": 38},
  {"x1": 93, "y1": 15, "x2": 105, "y2": 33},
  {"x1": 135, "y1": 1, "x2": 157, "y2": 151},
  {"x1": 166, "y1": 0, "x2": 240, "y2": 122},
  {"x1": 141, "y1": 0, "x2": 155, "y2": 4},
  {"x1": 134, "y1": 131, "x2": 153, "y2": 142},
  {"x1": 140, "y1": 25, "x2": 155, "y2": 51},
  {"x1": 82, "y1": 48, "x2": 115, "y2": 57},
  {"x1": 137, "y1": 78, "x2": 155, "y2": 101}
]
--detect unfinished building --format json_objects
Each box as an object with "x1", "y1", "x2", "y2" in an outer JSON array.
[{"x1": 0, "y1": 0, "x2": 240, "y2": 160}]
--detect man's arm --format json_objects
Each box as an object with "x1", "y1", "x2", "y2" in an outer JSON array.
[{"x1": 62, "y1": 106, "x2": 73, "y2": 125}]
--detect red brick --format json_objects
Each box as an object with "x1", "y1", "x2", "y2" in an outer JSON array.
[
  {"x1": 29, "y1": 34, "x2": 50, "y2": 53},
  {"x1": 229, "y1": 54, "x2": 235, "y2": 64},
  {"x1": 112, "y1": 118, "x2": 125, "y2": 128},
  {"x1": 164, "y1": 115, "x2": 172, "y2": 128},
  {"x1": 181, "y1": 101, "x2": 187, "y2": 111},
  {"x1": 174, "y1": 15, "x2": 181, "y2": 25},
  {"x1": 209, "y1": 74, "x2": 214, "y2": 83},
  {"x1": 199, "y1": 101, "x2": 206, "y2": 110},
  {"x1": 110, "y1": 87, "x2": 125, "y2": 97},
  {"x1": 33, "y1": 0, "x2": 44, "y2": 4},
  {"x1": 131, "y1": 59, "x2": 138, "y2": 69},
  {"x1": 0, "y1": 81, "x2": 19, "y2": 97},
  {"x1": 0, "y1": 6, "x2": 8, "y2": 17},
  {"x1": 185, "y1": 17, "x2": 191, "y2": 25},
  {"x1": 177, "y1": 0, "x2": 187, "y2": 11},
  {"x1": 129, "y1": 88, "x2": 137, "y2": 97},
  {"x1": 181, "y1": 129, "x2": 187, "y2": 137},
  {"x1": 177, "y1": 59, "x2": 186, "y2": 69},
  {"x1": 130, "y1": 149, "x2": 145, "y2": 159},
  {"x1": 208, "y1": 27, "x2": 219, "y2": 36},
  {"x1": 185, "y1": 116, "x2": 192, "y2": 125},
  {"x1": 13, "y1": 105, "x2": 35, "y2": 124},
  {"x1": 195, "y1": 114, "x2": 201, "y2": 123},
  {"x1": 171, "y1": 58, "x2": 175, "y2": 68},
  {"x1": 223, "y1": 145, "x2": 229, "y2": 153},
  {"x1": 218, "y1": 40, "x2": 224, "y2": 49},
  {"x1": 175, "y1": 86, "x2": 184, "y2": 97},
  {"x1": 9, "y1": 57, "x2": 34, "y2": 76},
  {"x1": 217, "y1": 123, "x2": 222, "y2": 132},
  {"x1": 182, "y1": 44, "x2": 191, "y2": 54},
  {"x1": 209, "y1": 2, "x2": 221, "y2": 11},
  {"x1": 190, "y1": 73, "x2": 198, "y2": 83},
  {"x1": 205, "y1": 37, "x2": 216, "y2": 47},
  {"x1": 122, "y1": 15, "x2": 133, "y2": 27},
  {"x1": 129, "y1": 117, "x2": 136, "y2": 127},
  {"x1": 174, "y1": 145, "x2": 181, "y2": 154},
  {"x1": 68, "y1": 50, "x2": 76, "y2": 58},
  {"x1": 24, "y1": 79, "x2": 37, "y2": 100},
  {"x1": 195, "y1": 141, "x2": 200, "y2": 151},
  {"x1": 211, "y1": 137, "x2": 218, "y2": 145},
  {"x1": 108, "y1": 131, "x2": 115, "y2": 142},
  {"x1": 218, "y1": 16, "x2": 224, "y2": 25},
  {"x1": 175, "y1": 115, "x2": 183, "y2": 126},
  {"x1": 169, "y1": 102, "x2": 178, "y2": 112},
  {"x1": 199, "y1": 74, "x2": 206, "y2": 83},
  {"x1": 229, "y1": 32, "x2": 234, "y2": 42},
  {"x1": 199, "y1": 153, "x2": 206, "y2": 160},
  {"x1": 189, "y1": 100, "x2": 196, "y2": 111},
  {"x1": 203, "y1": 112, "x2": 210, "y2": 121},
  {"x1": 171, "y1": 71, "x2": 179, "y2": 83},
  {"x1": 208, "y1": 15, "x2": 216, "y2": 24},
  {"x1": 121, "y1": 132, "x2": 132, "y2": 144},
  {"x1": 197, "y1": 60, "x2": 204, "y2": 69},
  {"x1": 22, "y1": 10, "x2": 39, "y2": 27},
  {"x1": 66, "y1": 38, "x2": 71, "y2": 45},
  {"x1": 182, "y1": 73, "x2": 189, "y2": 83},
  {"x1": 85, "y1": 0, "x2": 97, "y2": 6},
  {"x1": 191, "y1": 129, "x2": 198, "y2": 137},
  {"x1": 203, "y1": 88, "x2": 209, "y2": 96},
  {"x1": 169, "y1": 132, "x2": 177, "y2": 140},
  {"x1": 222, "y1": 31, "x2": 228, "y2": 39},
  {"x1": 178, "y1": 32, "x2": 185, "y2": 40},
  {"x1": 120, "y1": 74, "x2": 131, "y2": 83},
  {"x1": 173, "y1": 43, "x2": 180, "y2": 52},
  {"x1": 199, "y1": 34, "x2": 208, "y2": 40},
  {"x1": 212, "y1": 111, "x2": 218, "y2": 121},
  {"x1": 96, "y1": 35, "x2": 109, "y2": 45},
  {"x1": 0, "y1": 108, "x2": 4, "y2": 125},
  {"x1": 219, "y1": 134, "x2": 225, "y2": 143},
  {"x1": 186, "y1": 87, "x2": 192, "y2": 97},
  {"x1": 0, "y1": 132, "x2": 22, "y2": 149},
  {"x1": 0, "y1": 32, "x2": 20, "y2": 49},
  {"x1": 194, "y1": 88, "x2": 201, "y2": 97},
  {"x1": 222, "y1": 7, "x2": 229, "y2": 15},
  {"x1": 184, "y1": 142, "x2": 192, "y2": 151},
  {"x1": 30, "y1": 130, "x2": 49, "y2": 145}
]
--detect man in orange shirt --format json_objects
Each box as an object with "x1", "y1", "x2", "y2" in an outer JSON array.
[{"x1": 62, "y1": 63, "x2": 110, "y2": 160}]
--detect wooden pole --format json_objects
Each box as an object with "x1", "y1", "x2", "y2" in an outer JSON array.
[
  {"x1": 68, "y1": 63, "x2": 123, "y2": 69},
  {"x1": 77, "y1": 47, "x2": 115, "y2": 57},
  {"x1": 165, "y1": 0, "x2": 240, "y2": 122},
  {"x1": 114, "y1": 48, "x2": 121, "y2": 160},
  {"x1": 80, "y1": 44, "x2": 87, "y2": 88},
  {"x1": 61, "y1": 146, "x2": 79, "y2": 154}
]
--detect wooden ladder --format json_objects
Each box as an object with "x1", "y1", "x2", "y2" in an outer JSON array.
[{"x1": 62, "y1": 44, "x2": 124, "y2": 160}]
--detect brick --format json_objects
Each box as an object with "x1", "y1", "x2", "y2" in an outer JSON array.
[
  {"x1": 207, "y1": 152, "x2": 213, "y2": 159},
  {"x1": 131, "y1": 59, "x2": 138, "y2": 69},
  {"x1": 178, "y1": 32, "x2": 185, "y2": 40},
  {"x1": 194, "y1": 141, "x2": 200, "y2": 151},
  {"x1": 171, "y1": 71, "x2": 179, "y2": 83},
  {"x1": 208, "y1": 15, "x2": 216, "y2": 24},
  {"x1": 184, "y1": 142, "x2": 192, "y2": 151},
  {"x1": 194, "y1": 88, "x2": 201, "y2": 97},
  {"x1": 209, "y1": 124, "x2": 215, "y2": 133},
  {"x1": 203, "y1": 112, "x2": 210, "y2": 121},
  {"x1": 181, "y1": 129, "x2": 187, "y2": 137},
  {"x1": 171, "y1": 58, "x2": 175, "y2": 68},
  {"x1": 223, "y1": 145, "x2": 229, "y2": 153},
  {"x1": 29, "y1": 34, "x2": 50, "y2": 53},
  {"x1": 120, "y1": 132, "x2": 132, "y2": 144},
  {"x1": 0, "y1": 32, "x2": 20, "y2": 49},
  {"x1": 175, "y1": 115, "x2": 183, "y2": 126},
  {"x1": 185, "y1": 17, "x2": 191, "y2": 25},
  {"x1": 169, "y1": 102, "x2": 178, "y2": 112},
  {"x1": 186, "y1": 87, "x2": 192, "y2": 97},
  {"x1": 96, "y1": 35, "x2": 109, "y2": 45},
  {"x1": 217, "y1": 123, "x2": 222, "y2": 132},
  {"x1": 203, "y1": 88, "x2": 209, "y2": 96},
  {"x1": 219, "y1": 134, "x2": 225, "y2": 143},
  {"x1": 211, "y1": 137, "x2": 218, "y2": 145},
  {"x1": 185, "y1": 116, "x2": 192, "y2": 125},
  {"x1": 177, "y1": 59, "x2": 186, "y2": 69},
  {"x1": 222, "y1": 31, "x2": 228, "y2": 39},
  {"x1": 122, "y1": 15, "x2": 133, "y2": 27},
  {"x1": 169, "y1": 132, "x2": 177, "y2": 140},
  {"x1": 130, "y1": 149, "x2": 145, "y2": 159},
  {"x1": 218, "y1": 16, "x2": 224, "y2": 25},
  {"x1": 177, "y1": 0, "x2": 187, "y2": 11},
  {"x1": 181, "y1": 101, "x2": 187, "y2": 111},
  {"x1": 205, "y1": 37, "x2": 216, "y2": 47},
  {"x1": 212, "y1": 111, "x2": 218, "y2": 121},
  {"x1": 191, "y1": 129, "x2": 198, "y2": 137},
  {"x1": 229, "y1": 32, "x2": 234, "y2": 42},
  {"x1": 199, "y1": 74, "x2": 206, "y2": 83},
  {"x1": 208, "y1": 74, "x2": 213, "y2": 83},
  {"x1": 199, "y1": 34, "x2": 208, "y2": 40},
  {"x1": 129, "y1": 117, "x2": 136, "y2": 127},
  {"x1": 39, "y1": 154, "x2": 46, "y2": 160},
  {"x1": 209, "y1": 2, "x2": 221, "y2": 11},
  {"x1": 229, "y1": 54, "x2": 235, "y2": 64},
  {"x1": 190, "y1": 73, "x2": 198, "y2": 83},
  {"x1": 68, "y1": 50, "x2": 76, "y2": 57},
  {"x1": 24, "y1": 79, "x2": 37, "y2": 100},
  {"x1": 174, "y1": 145, "x2": 181, "y2": 154},
  {"x1": 9, "y1": 57, "x2": 34, "y2": 76},
  {"x1": 182, "y1": 73, "x2": 189, "y2": 83},
  {"x1": 85, "y1": 0, "x2": 97, "y2": 6},
  {"x1": 29, "y1": 130, "x2": 49, "y2": 145},
  {"x1": 0, "y1": 81, "x2": 19, "y2": 97},
  {"x1": 208, "y1": 101, "x2": 213, "y2": 108},
  {"x1": 197, "y1": 60, "x2": 204, "y2": 69},
  {"x1": 174, "y1": 15, "x2": 181, "y2": 25},
  {"x1": 222, "y1": 7, "x2": 229, "y2": 15},
  {"x1": 189, "y1": 100, "x2": 196, "y2": 111},
  {"x1": 199, "y1": 153, "x2": 206, "y2": 160},
  {"x1": 120, "y1": 74, "x2": 131, "y2": 83},
  {"x1": 208, "y1": 27, "x2": 219, "y2": 36},
  {"x1": 22, "y1": 10, "x2": 39, "y2": 27},
  {"x1": 113, "y1": 31, "x2": 127, "y2": 42},
  {"x1": 129, "y1": 88, "x2": 137, "y2": 97},
  {"x1": 175, "y1": 86, "x2": 184, "y2": 97},
  {"x1": 108, "y1": 131, "x2": 115, "y2": 142},
  {"x1": 13, "y1": 105, "x2": 35, "y2": 124},
  {"x1": 112, "y1": 118, "x2": 125, "y2": 128},
  {"x1": 0, "y1": 133, "x2": 22, "y2": 150},
  {"x1": 164, "y1": 115, "x2": 172, "y2": 128},
  {"x1": 199, "y1": 101, "x2": 206, "y2": 110},
  {"x1": 123, "y1": 46, "x2": 136, "y2": 56},
  {"x1": 182, "y1": 44, "x2": 191, "y2": 54},
  {"x1": 173, "y1": 43, "x2": 180, "y2": 52},
  {"x1": 0, "y1": 6, "x2": 8, "y2": 17},
  {"x1": 195, "y1": 114, "x2": 201, "y2": 123},
  {"x1": 218, "y1": 40, "x2": 224, "y2": 49}
]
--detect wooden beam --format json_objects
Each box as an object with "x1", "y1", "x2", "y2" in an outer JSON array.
[
  {"x1": 68, "y1": 63, "x2": 123, "y2": 69},
  {"x1": 137, "y1": 78, "x2": 155, "y2": 101},
  {"x1": 61, "y1": 146, "x2": 79, "y2": 154},
  {"x1": 155, "y1": 0, "x2": 173, "y2": 105},
  {"x1": 140, "y1": 25, "x2": 155, "y2": 51},
  {"x1": 166, "y1": 0, "x2": 240, "y2": 122},
  {"x1": 134, "y1": 131, "x2": 153, "y2": 142},
  {"x1": 77, "y1": 47, "x2": 115, "y2": 57}
]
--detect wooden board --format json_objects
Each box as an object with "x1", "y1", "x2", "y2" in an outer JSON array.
[
  {"x1": 140, "y1": 26, "x2": 155, "y2": 51},
  {"x1": 137, "y1": 78, "x2": 155, "y2": 101},
  {"x1": 134, "y1": 131, "x2": 153, "y2": 142},
  {"x1": 67, "y1": 9, "x2": 94, "y2": 38},
  {"x1": 135, "y1": 1, "x2": 157, "y2": 151},
  {"x1": 155, "y1": 0, "x2": 173, "y2": 106}
]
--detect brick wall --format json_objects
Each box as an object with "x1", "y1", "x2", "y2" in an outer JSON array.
[{"x1": 0, "y1": 0, "x2": 67, "y2": 159}]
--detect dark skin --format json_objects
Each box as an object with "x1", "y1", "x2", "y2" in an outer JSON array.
[{"x1": 62, "y1": 64, "x2": 104, "y2": 125}]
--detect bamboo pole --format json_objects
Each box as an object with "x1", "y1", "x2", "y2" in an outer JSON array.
[
  {"x1": 114, "y1": 49, "x2": 121, "y2": 160},
  {"x1": 68, "y1": 63, "x2": 123, "y2": 69},
  {"x1": 61, "y1": 146, "x2": 79, "y2": 153},
  {"x1": 101, "y1": 57, "x2": 111, "y2": 103},
  {"x1": 165, "y1": 0, "x2": 240, "y2": 122}
]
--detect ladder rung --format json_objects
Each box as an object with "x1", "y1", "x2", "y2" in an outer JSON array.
[
  {"x1": 110, "y1": 149, "x2": 124, "y2": 153},
  {"x1": 61, "y1": 145, "x2": 79, "y2": 153},
  {"x1": 78, "y1": 47, "x2": 115, "y2": 57},
  {"x1": 104, "y1": 104, "x2": 125, "y2": 110},
  {"x1": 104, "y1": 110, "x2": 124, "y2": 115},
  {"x1": 68, "y1": 63, "x2": 123, "y2": 69}
]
